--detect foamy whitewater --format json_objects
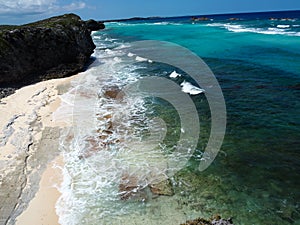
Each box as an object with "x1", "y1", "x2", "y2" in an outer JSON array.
[
  {"x1": 53, "y1": 33, "x2": 203, "y2": 225},
  {"x1": 180, "y1": 81, "x2": 205, "y2": 95},
  {"x1": 53, "y1": 10, "x2": 300, "y2": 225},
  {"x1": 169, "y1": 71, "x2": 181, "y2": 78},
  {"x1": 207, "y1": 23, "x2": 300, "y2": 36}
]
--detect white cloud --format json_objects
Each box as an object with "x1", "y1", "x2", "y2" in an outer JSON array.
[
  {"x1": 0, "y1": 0, "x2": 86, "y2": 15},
  {"x1": 61, "y1": 2, "x2": 86, "y2": 11}
]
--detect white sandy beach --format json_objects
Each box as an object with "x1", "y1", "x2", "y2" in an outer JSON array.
[{"x1": 0, "y1": 75, "x2": 77, "y2": 225}]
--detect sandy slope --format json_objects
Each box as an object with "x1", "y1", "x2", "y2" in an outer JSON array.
[{"x1": 0, "y1": 75, "x2": 76, "y2": 225}]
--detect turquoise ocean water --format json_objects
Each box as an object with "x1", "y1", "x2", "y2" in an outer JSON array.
[{"x1": 55, "y1": 11, "x2": 300, "y2": 224}]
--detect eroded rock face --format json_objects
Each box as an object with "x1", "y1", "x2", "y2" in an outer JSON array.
[{"x1": 0, "y1": 13, "x2": 105, "y2": 87}]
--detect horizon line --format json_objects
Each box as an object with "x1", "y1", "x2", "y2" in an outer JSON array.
[{"x1": 101, "y1": 9, "x2": 300, "y2": 22}]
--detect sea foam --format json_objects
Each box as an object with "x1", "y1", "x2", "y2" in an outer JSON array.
[
  {"x1": 180, "y1": 81, "x2": 205, "y2": 95},
  {"x1": 207, "y1": 23, "x2": 300, "y2": 36},
  {"x1": 135, "y1": 56, "x2": 148, "y2": 62},
  {"x1": 277, "y1": 25, "x2": 290, "y2": 28},
  {"x1": 169, "y1": 71, "x2": 182, "y2": 78},
  {"x1": 54, "y1": 33, "x2": 182, "y2": 224}
]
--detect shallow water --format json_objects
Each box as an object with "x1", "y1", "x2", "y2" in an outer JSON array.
[{"x1": 55, "y1": 11, "x2": 300, "y2": 225}]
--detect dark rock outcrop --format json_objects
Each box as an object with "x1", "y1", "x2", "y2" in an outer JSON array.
[
  {"x1": 85, "y1": 19, "x2": 105, "y2": 31},
  {"x1": 0, "y1": 13, "x2": 105, "y2": 97}
]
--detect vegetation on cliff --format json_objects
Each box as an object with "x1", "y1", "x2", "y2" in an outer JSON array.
[{"x1": 0, "y1": 13, "x2": 104, "y2": 97}]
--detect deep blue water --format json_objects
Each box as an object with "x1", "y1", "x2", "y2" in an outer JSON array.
[{"x1": 57, "y1": 11, "x2": 300, "y2": 225}]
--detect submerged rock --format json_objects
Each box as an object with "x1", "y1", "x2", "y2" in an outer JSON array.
[
  {"x1": 181, "y1": 216, "x2": 234, "y2": 225},
  {"x1": 119, "y1": 173, "x2": 147, "y2": 201},
  {"x1": 149, "y1": 179, "x2": 174, "y2": 196},
  {"x1": 102, "y1": 85, "x2": 122, "y2": 99},
  {"x1": 119, "y1": 172, "x2": 174, "y2": 201},
  {"x1": 101, "y1": 85, "x2": 125, "y2": 100},
  {"x1": 0, "y1": 13, "x2": 105, "y2": 95}
]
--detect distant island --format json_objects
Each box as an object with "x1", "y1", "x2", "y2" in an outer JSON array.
[{"x1": 101, "y1": 16, "x2": 164, "y2": 23}]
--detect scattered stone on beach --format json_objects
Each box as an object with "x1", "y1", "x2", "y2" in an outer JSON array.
[
  {"x1": 180, "y1": 215, "x2": 234, "y2": 225},
  {"x1": 0, "y1": 13, "x2": 105, "y2": 98}
]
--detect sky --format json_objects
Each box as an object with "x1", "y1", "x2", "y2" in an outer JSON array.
[{"x1": 0, "y1": 0, "x2": 300, "y2": 24}]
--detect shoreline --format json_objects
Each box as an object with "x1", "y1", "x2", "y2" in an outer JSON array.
[
  {"x1": 15, "y1": 156, "x2": 63, "y2": 225},
  {"x1": 0, "y1": 74, "x2": 77, "y2": 225}
]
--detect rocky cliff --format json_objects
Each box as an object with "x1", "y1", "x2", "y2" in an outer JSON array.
[{"x1": 0, "y1": 13, "x2": 104, "y2": 97}]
